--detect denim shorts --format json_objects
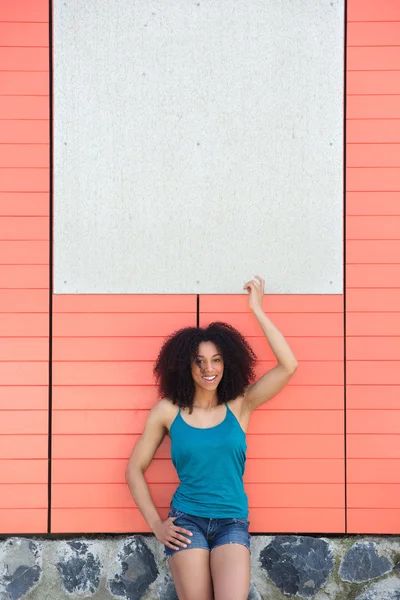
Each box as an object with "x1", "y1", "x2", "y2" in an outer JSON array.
[{"x1": 164, "y1": 506, "x2": 250, "y2": 559}]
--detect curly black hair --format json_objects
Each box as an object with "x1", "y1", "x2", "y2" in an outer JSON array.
[{"x1": 153, "y1": 322, "x2": 257, "y2": 412}]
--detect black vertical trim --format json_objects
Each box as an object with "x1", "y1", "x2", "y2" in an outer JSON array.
[
  {"x1": 196, "y1": 295, "x2": 200, "y2": 327},
  {"x1": 343, "y1": 0, "x2": 348, "y2": 534},
  {"x1": 47, "y1": 0, "x2": 54, "y2": 535}
]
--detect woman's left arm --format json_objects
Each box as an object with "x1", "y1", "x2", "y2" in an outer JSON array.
[{"x1": 243, "y1": 276, "x2": 298, "y2": 412}]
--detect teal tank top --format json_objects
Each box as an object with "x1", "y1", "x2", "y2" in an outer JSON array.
[{"x1": 170, "y1": 402, "x2": 248, "y2": 518}]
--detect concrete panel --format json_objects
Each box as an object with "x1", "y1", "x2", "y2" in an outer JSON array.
[{"x1": 54, "y1": 0, "x2": 343, "y2": 294}]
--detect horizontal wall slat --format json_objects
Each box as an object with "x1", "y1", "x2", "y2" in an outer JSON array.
[
  {"x1": 52, "y1": 408, "x2": 344, "y2": 436},
  {"x1": 52, "y1": 384, "x2": 343, "y2": 411},
  {"x1": 52, "y1": 433, "x2": 343, "y2": 460},
  {"x1": 0, "y1": 338, "x2": 48, "y2": 360},
  {"x1": 348, "y1": 484, "x2": 400, "y2": 509},
  {"x1": 0, "y1": 510, "x2": 47, "y2": 534},
  {"x1": 348, "y1": 459, "x2": 400, "y2": 483},
  {"x1": 52, "y1": 458, "x2": 344, "y2": 484},
  {"x1": 347, "y1": 47, "x2": 400, "y2": 71},
  {"x1": 0, "y1": 459, "x2": 47, "y2": 482},
  {"x1": 52, "y1": 360, "x2": 343, "y2": 387},
  {"x1": 51, "y1": 507, "x2": 345, "y2": 534},
  {"x1": 347, "y1": 289, "x2": 400, "y2": 312},
  {"x1": 347, "y1": 385, "x2": 400, "y2": 409},
  {"x1": 53, "y1": 294, "x2": 197, "y2": 313},
  {"x1": 0, "y1": 362, "x2": 48, "y2": 385},
  {"x1": 348, "y1": 409, "x2": 400, "y2": 432},
  {"x1": 0, "y1": 241, "x2": 49, "y2": 264},
  {"x1": 249, "y1": 410, "x2": 343, "y2": 435},
  {"x1": 52, "y1": 336, "x2": 343, "y2": 362},
  {"x1": 0, "y1": 435, "x2": 47, "y2": 458},
  {"x1": 0, "y1": 194, "x2": 49, "y2": 217},
  {"x1": 348, "y1": 435, "x2": 400, "y2": 459},
  {"x1": 0, "y1": 22, "x2": 48, "y2": 45},
  {"x1": 347, "y1": 264, "x2": 400, "y2": 288},
  {"x1": 348, "y1": 509, "x2": 400, "y2": 535},
  {"x1": 347, "y1": 167, "x2": 400, "y2": 191},
  {"x1": 347, "y1": 144, "x2": 400, "y2": 168},
  {"x1": 347, "y1": 97, "x2": 400, "y2": 119},
  {"x1": 1, "y1": 378, "x2": 47, "y2": 406},
  {"x1": 0, "y1": 71, "x2": 49, "y2": 95},
  {"x1": 347, "y1": 22, "x2": 400, "y2": 46},
  {"x1": 347, "y1": 72, "x2": 400, "y2": 96},
  {"x1": 53, "y1": 313, "x2": 196, "y2": 336},
  {"x1": 0, "y1": 484, "x2": 47, "y2": 508},
  {"x1": 348, "y1": 0, "x2": 400, "y2": 22},
  {"x1": 0, "y1": 47, "x2": 48, "y2": 71},
  {"x1": 0, "y1": 145, "x2": 49, "y2": 168},
  {"x1": 0, "y1": 265, "x2": 49, "y2": 288},
  {"x1": 347, "y1": 216, "x2": 400, "y2": 239},
  {"x1": 347, "y1": 192, "x2": 400, "y2": 215},
  {"x1": 347, "y1": 265, "x2": 400, "y2": 289},
  {"x1": 0, "y1": 217, "x2": 49, "y2": 239},
  {"x1": 200, "y1": 295, "x2": 342, "y2": 313},
  {"x1": 52, "y1": 482, "x2": 344, "y2": 510},
  {"x1": 0, "y1": 290, "x2": 48, "y2": 312},
  {"x1": 0, "y1": 121, "x2": 49, "y2": 144},
  {"x1": 200, "y1": 312, "x2": 343, "y2": 337},
  {"x1": 0, "y1": 169, "x2": 49, "y2": 192},
  {"x1": 0, "y1": 0, "x2": 49, "y2": 22},
  {"x1": 348, "y1": 121, "x2": 400, "y2": 145},
  {"x1": 0, "y1": 411, "x2": 47, "y2": 433},
  {"x1": 0, "y1": 97, "x2": 49, "y2": 119},
  {"x1": 347, "y1": 240, "x2": 400, "y2": 263},
  {"x1": 347, "y1": 337, "x2": 400, "y2": 360}
]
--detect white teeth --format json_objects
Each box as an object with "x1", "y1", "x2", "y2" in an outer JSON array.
[{"x1": 203, "y1": 376, "x2": 216, "y2": 381}]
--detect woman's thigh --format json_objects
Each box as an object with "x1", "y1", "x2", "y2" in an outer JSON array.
[
  {"x1": 210, "y1": 544, "x2": 250, "y2": 600},
  {"x1": 169, "y1": 549, "x2": 213, "y2": 600}
]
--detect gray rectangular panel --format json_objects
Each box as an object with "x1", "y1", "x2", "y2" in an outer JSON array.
[{"x1": 54, "y1": 0, "x2": 343, "y2": 294}]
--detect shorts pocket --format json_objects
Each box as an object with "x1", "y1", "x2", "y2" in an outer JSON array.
[
  {"x1": 168, "y1": 506, "x2": 185, "y2": 519},
  {"x1": 233, "y1": 518, "x2": 250, "y2": 526}
]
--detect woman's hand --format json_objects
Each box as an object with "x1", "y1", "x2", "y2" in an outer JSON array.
[
  {"x1": 243, "y1": 275, "x2": 265, "y2": 314},
  {"x1": 153, "y1": 517, "x2": 193, "y2": 551}
]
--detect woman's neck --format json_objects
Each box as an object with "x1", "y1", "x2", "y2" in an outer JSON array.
[{"x1": 193, "y1": 389, "x2": 219, "y2": 410}]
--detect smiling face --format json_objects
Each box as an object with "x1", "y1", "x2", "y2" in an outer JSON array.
[{"x1": 191, "y1": 341, "x2": 224, "y2": 392}]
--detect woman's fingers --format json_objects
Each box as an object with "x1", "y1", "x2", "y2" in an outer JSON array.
[
  {"x1": 167, "y1": 518, "x2": 192, "y2": 547},
  {"x1": 244, "y1": 276, "x2": 264, "y2": 289},
  {"x1": 243, "y1": 280, "x2": 256, "y2": 291},
  {"x1": 254, "y1": 275, "x2": 265, "y2": 288},
  {"x1": 175, "y1": 525, "x2": 193, "y2": 538},
  {"x1": 165, "y1": 541, "x2": 180, "y2": 550}
]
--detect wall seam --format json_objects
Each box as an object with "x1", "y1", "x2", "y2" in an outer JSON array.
[
  {"x1": 343, "y1": 0, "x2": 348, "y2": 535},
  {"x1": 47, "y1": 0, "x2": 53, "y2": 535}
]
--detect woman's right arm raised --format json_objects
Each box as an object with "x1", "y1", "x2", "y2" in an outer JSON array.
[{"x1": 125, "y1": 400, "x2": 192, "y2": 550}]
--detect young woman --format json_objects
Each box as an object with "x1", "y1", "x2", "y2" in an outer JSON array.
[{"x1": 126, "y1": 276, "x2": 297, "y2": 600}]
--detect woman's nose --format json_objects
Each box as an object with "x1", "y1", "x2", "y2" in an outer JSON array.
[{"x1": 201, "y1": 361, "x2": 213, "y2": 371}]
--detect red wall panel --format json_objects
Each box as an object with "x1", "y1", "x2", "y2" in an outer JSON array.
[
  {"x1": 51, "y1": 295, "x2": 197, "y2": 533},
  {"x1": 0, "y1": 0, "x2": 49, "y2": 533},
  {"x1": 200, "y1": 294, "x2": 345, "y2": 533},
  {"x1": 346, "y1": 0, "x2": 400, "y2": 533}
]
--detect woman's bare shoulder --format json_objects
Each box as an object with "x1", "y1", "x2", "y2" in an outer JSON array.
[{"x1": 150, "y1": 398, "x2": 179, "y2": 429}]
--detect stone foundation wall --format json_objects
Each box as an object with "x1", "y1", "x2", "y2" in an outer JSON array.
[{"x1": 1, "y1": 535, "x2": 400, "y2": 600}]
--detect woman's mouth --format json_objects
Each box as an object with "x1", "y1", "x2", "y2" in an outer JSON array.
[{"x1": 202, "y1": 375, "x2": 217, "y2": 382}]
